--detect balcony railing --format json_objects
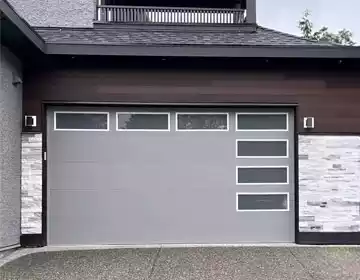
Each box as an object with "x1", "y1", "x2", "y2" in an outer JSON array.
[{"x1": 96, "y1": 5, "x2": 246, "y2": 25}]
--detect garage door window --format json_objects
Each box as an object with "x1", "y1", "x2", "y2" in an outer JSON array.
[
  {"x1": 236, "y1": 166, "x2": 288, "y2": 185},
  {"x1": 236, "y1": 140, "x2": 288, "y2": 158},
  {"x1": 117, "y1": 112, "x2": 170, "y2": 131},
  {"x1": 236, "y1": 193, "x2": 289, "y2": 211},
  {"x1": 176, "y1": 113, "x2": 229, "y2": 131},
  {"x1": 236, "y1": 113, "x2": 288, "y2": 131},
  {"x1": 54, "y1": 112, "x2": 109, "y2": 131}
]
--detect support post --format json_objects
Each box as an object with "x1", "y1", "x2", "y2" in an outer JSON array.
[{"x1": 246, "y1": 0, "x2": 257, "y2": 24}]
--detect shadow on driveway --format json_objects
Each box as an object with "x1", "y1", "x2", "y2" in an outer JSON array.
[{"x1": 1, "y1": 247, "x2": 360, "y2": 280}]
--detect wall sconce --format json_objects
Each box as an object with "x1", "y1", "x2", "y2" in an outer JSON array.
[
  {"x1": 303, "y1": 117, "x2": 315, "y2": 129},
  {"x1": 12, "y1": 73, "x2": 23, "y2": 86},
  {"x1": 24, "y1": 116, "x2": 37, "y2": 127}
]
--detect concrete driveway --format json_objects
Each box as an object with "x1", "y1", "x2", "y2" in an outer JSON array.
[{"x1": 1, "y1": 246, "x2": 360, "y2": 280}]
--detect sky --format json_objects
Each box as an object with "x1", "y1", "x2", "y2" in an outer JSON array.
[{"x1": 257, "y1": 0, "x2": 360, "y2": 44}]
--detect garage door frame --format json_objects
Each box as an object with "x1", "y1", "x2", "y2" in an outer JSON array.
[{"x1": 31, "y1": 102, "x2": 300, "y2": 247}]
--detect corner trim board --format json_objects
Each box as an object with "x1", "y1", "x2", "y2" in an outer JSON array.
[
  {"x1": 297, "y1": 232, "x2": 360, "y2": 245},
  {"x1": 42, "y1": 104, "x2": 48, "y2": 246},
  {"x1": 20, "y1": 234, "x2": 45, "y2": 247}
]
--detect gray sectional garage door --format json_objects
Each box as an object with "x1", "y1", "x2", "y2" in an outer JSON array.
[{"x1": 47, "y1": 106, "x2": 294, "y2": 245}]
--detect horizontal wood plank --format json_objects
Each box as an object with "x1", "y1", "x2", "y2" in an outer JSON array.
[{"x1": 23, "y1": 68, "x2": 360, "y2": 134}]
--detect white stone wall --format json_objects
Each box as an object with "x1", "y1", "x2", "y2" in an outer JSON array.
[
  {"x1": 299, "y1": 135, "x2": 360, "y2": 232},
  {"x1": 21, "y1": 134, "x2": 42, "y2": 234}
]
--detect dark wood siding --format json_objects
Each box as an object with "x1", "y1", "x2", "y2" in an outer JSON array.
[{"x1": 23, "y1": 68, "x2": 360, "y2": 133}]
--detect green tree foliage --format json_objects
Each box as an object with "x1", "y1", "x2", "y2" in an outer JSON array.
[{"x1": 298, "y1": 10, "x2": 355, "y2": 46}]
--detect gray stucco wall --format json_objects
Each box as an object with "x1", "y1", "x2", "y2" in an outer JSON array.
[
  {"x1": 0, "y1": 46, "x2": 22, "y2": 249},
  {"x1": 21, "y1": 134, "x2": 42, "y2": 234},
  {"x1": 299, "y1": 135, "x2": 360, "y2": 232},
  {"x1": 8, "y1": 0, "x2": 94, "y2": 27}
]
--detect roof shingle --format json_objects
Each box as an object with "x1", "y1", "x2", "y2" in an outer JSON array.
[{"x1": 35, "y1": 26, "x2": 333, "y2": 47}]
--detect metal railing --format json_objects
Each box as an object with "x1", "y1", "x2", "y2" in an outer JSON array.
[{"x1": 96, "y1": 5, "x2": 246, "y2": 24}]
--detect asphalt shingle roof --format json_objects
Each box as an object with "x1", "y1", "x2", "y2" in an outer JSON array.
[{"x1": 35, "y1": 26, "x2": 333, "y2": 47}]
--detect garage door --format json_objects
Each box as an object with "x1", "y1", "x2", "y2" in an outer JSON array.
[{"x1": 47, "y1": 106, "x2": 294, "y2": 245}]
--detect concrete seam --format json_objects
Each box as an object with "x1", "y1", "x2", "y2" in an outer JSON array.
[
  {"x1": 148, "y1": 247, "x2": 162, "y2": 280},
  {"x1": 288, "y1": 248, "x2": 316, "y2": 280}
]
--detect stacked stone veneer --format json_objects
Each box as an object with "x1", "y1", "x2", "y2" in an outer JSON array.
[
  {"x1": 21, "y1": 134, "x2": 42, "y2": 234},
  {"x1": 299, "y1": 135, "x2": 360, "y2": 232}
]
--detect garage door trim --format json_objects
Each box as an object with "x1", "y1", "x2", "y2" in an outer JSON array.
[
  {"x1": 236, "y1": 192, "x2": 290, "y2": 212},
  {"x1": 44, "y1": 105, "x2": 297, "y2": 245},
  {"x1": 236, "y1": 165, "x2": 290, "y2": 185},
  {"x1": 235, "y1": 112, "x2": 289, "y2": 132},
  {"x1": 116, "y1": 112, "x2": 171, "y2": 132},
  {"x1": 54, "y1": 111, "x2": 110, "y2": 132},
  {"x1": 235, "y1": 139, "x2": 289, "y2": 159},
  {"x1": 175, "y1": 112, "x2": 230, "y2": 132}
]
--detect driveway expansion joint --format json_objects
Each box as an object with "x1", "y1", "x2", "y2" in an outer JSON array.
[
  {"x1": 288, "y1": 247, "x2": 316, "y2": 280},
  {"x1": 148, "y1": 247, "x2": 162, "y2": 280}
]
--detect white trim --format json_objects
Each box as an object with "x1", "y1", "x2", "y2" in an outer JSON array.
[
  {"x1": 48, "y1": 101, "x2": 297, "y2": 107},
  {"x1": 236, "y1": 139, "x2": 289, "y2": 159},
  {"x1": 236, "y1": 166, "x2": 289, "y2": 185},
  {"x1": 175, "y1": 112, "x2": 229, "y2": 132},
  {"x1": 116, "y1": 112, "x2": 170, "y2": 131},
  {"x1": 236, "y1": 192, "x2": 290, "y2": 212},
  {"x1": 235, "y1": 112, "x2": 289, "y2": 132},
  {"x1": 54, "y1": 111, "x2": 110, "y2": 131}
]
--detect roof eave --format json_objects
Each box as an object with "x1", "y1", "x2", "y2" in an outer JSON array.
[
  {"x1": 46, "y1": 43, "x2": 360, "y2": 59},
  {"x1": 0, "y1": 0, "x2": 45, "y2": 52}
]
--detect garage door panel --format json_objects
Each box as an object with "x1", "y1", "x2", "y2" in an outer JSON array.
[
  {"x1": 49, "y1": 187, "x2": 292, "y2": 245},
  {"x1": 49, "y1": 162, "x2": 112, "y2": 190},
  {"x1": 50, "y1": 163, "x2": 234, "y2": 191},
  {"x1": 50, "y1": 188, "x2": 236, "y2": 244},
  {"x1": 112, "y1": 136, "x2": 232, "y2": 161},
  {"x1": 111, "y1": 146, "x2": 231, "y2": 165},
  {"x1": 109, "y1": 164, "x2": 233, "y2": 189},
  {"x1": 47, "y1": 107, "x2": 295, "y2": 245},
  {"x1": 49, "y1": 189, "x2": 139, "y2": 217},
  {"x1": 48, "y1": 134, "x2": 111, "y2": 162}
]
